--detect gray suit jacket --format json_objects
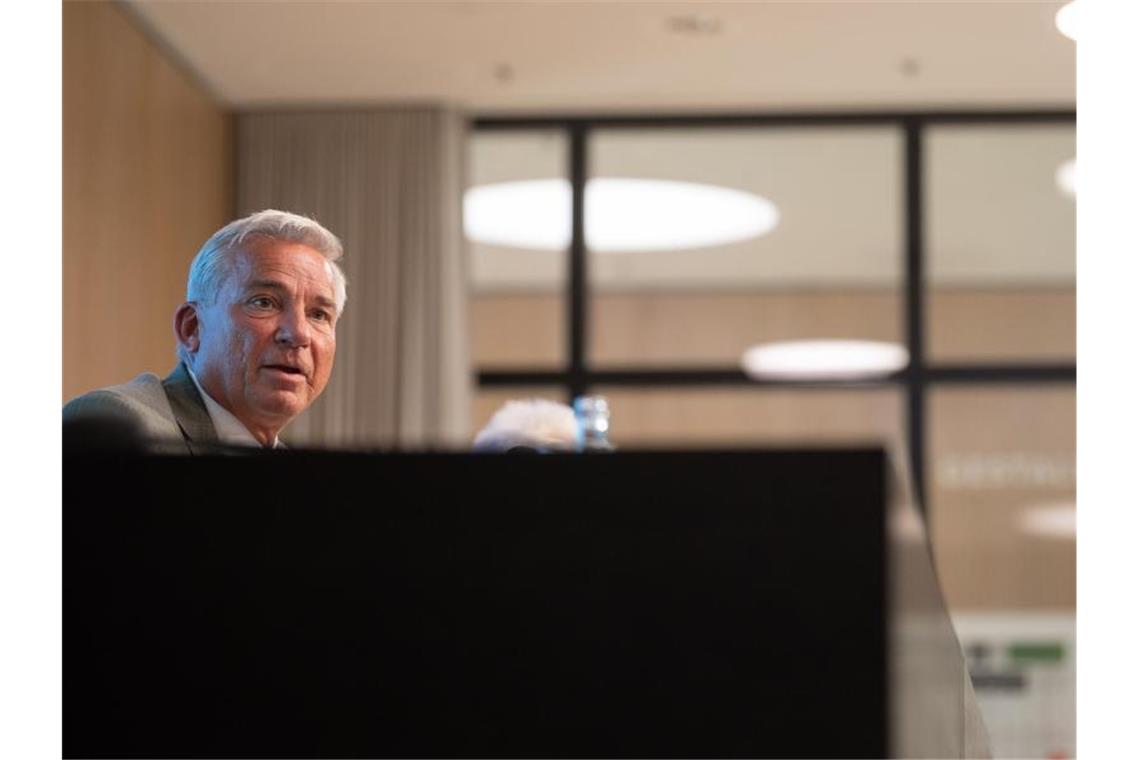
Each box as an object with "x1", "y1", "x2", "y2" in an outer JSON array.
[{"x1": 63, "y1": 363, "x2": 219, "y2": 455}]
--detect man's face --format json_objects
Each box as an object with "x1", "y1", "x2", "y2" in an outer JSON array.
[{"x1": 186, "y1": 238, "x2": 338, "y2": 439}]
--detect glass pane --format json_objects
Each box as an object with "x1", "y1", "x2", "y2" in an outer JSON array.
[
  {"x1": 468, "y1": 130, "x2": 567, "y2": 368},
  {"x1": 926, "y1": 125, "x2": 1075, "y2": 361},
  {"x1": 927, "y1": 385, "x2": 1075, "y2": 760},
  {"x1": 928, "y1": 386, "x2": 1075, "y2": 610},
  {"x1": 594, "y1": 387, "x2": 903, "y2": 449},
  {"x1": 587, "y1": 127, "x2": 902, "y2": 366}
]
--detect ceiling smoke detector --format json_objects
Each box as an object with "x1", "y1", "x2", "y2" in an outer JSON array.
[{"x1": 666, "y1": 15, "x2": 722, "y2": 36}]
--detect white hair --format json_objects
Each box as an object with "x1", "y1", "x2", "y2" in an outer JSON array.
[
  {"x1": 473, "y1": 399, "x2": 582, "y2": 453},
  {"x1": 186, "y1": 209, "x2": 347, "y2": 315}
]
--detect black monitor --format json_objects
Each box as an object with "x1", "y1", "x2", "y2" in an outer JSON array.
[{"x1": 65, "y1": 448, "x2": 982, "y2": 758}]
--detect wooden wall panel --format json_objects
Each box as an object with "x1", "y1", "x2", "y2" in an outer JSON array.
[
  {"x1": 596, "y1": 387, "x2": 904, "y2": 448},
  {"x1": 591, "y1": 290, "x2": 901, "y2": 366},
  {"x1": 470, "y1": 294, "x2": 565, "y2": 367},
  {"x1": 63, "y1": 1, "x2": 233, "y2": 400},
  {"x1": 928, "y1": 287, "x2": 1075, "y2": 361},
  {"x1": 471, "y1": 287, "x2": 1074, "y2": 367}
]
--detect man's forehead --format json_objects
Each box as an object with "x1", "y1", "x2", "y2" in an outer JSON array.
[{"x1": 232, "y1": 240, "x2": 336, "y2": 290}]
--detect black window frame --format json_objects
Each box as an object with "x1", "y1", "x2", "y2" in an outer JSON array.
[{"x1": 471, "y1": 109, "x2": 1077, "y2": 512}]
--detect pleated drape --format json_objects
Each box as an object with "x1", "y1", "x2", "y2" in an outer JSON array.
[{"x1": 238, "y1": 107, "x2": 470, "y2": 449}]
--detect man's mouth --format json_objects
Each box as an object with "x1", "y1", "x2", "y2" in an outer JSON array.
[{"x1": 263, "y1": 364, "x2": 307, "y2": 379}]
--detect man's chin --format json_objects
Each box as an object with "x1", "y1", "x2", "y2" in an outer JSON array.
[{"x1": 251, "y1": 390, "x2": 309, "y2": 424}]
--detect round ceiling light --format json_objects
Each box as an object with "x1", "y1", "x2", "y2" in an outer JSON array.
[
  {"x1": 741, "y1": 339, "x2": 909, "y2": 381},
  {"x1": 1056, "y1": 158, "x2": 1076, "y2": 198},
  {"x1": 1055, "y1": 1, "x2": 1077, "y2": 41},
  {"x1": 464, "y1": 178, "x2": 779, "y2": 252}
]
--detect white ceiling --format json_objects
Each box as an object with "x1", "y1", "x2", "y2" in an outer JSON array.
[{"x1": 125, "y1": 0, "x2": 1075, "y2": 112}]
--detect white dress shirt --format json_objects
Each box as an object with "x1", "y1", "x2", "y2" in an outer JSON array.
[{"x1": 186, "y1": 366, "x2": 281, "y2": 449}]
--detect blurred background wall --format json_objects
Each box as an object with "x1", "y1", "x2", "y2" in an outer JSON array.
[
  {"x1": 62, "y1": 2, "x2": 1076, "y2": 757},
  {"x1": 62, "y1": 1, "x2": 232, "y2": 401}
]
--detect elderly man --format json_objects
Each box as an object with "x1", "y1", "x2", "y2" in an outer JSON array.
[{"x1": 64, "y1": 209, "x2": 347, "y2": 453}]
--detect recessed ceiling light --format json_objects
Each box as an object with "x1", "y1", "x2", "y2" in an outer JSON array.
[
  {"x1": 1056, "y1": 158, "x2": 1076, "y2": 198},
  {"x1": 1019, "y1": 502, "x2": 1076, "y2": 539},
  {"x1": 741, "y1": 340, "x2": 909, "y2": 381},
  {"x1": 464, "y1": 178, "x2": 779, "y2": 252},
  {"x1": 1055, "y1": 1, "x2": 1077, "y2": 41}
]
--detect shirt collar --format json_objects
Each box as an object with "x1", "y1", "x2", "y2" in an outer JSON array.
[{"x1": 186, "y1": 366, "x2": 281, "y2": 449}]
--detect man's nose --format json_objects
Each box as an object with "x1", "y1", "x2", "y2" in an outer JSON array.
[{"x1": 275, "y1": 305, "x2": 311, "y2": 347}]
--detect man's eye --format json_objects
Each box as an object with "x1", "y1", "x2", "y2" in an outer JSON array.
[
  {"x1": 311, "y1": 309, "x2": 332, "y2": 322},
  {"x1": 249, "y1": 297, "x2": 275, "y2": 309}
]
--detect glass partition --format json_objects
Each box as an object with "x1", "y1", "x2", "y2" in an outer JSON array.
[
  {"x1": 468, "y1": 130, "x2": 568, "y2": 368},
  {"x1": 587, "y1": 127, "x2": 903, "y2": 366},
  {"x1": 927, "y1": 385, "x2": 1075, "y2": 759},
  {"x1": 926, "y1": 125, "x2": 1075, "y2": 362}
]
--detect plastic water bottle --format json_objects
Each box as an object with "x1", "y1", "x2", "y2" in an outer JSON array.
[{"x1": 573, "y1": 395, "x2": 615, "y2": 452}]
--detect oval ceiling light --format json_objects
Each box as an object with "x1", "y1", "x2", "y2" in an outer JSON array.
[
  {"x1": 463, "y1": 178, "x2": 779, "y2": 252},
  {"x1": 1055, "y1": 1, "x2": 1077, "y2": 41},
  {"x1": 588, "y1": 178, "x2": 779, "y2": 252},
  {"x1": 1056, "y1": 158, "x2": 1076, "y2": 198},
  {"x1": 464, "y1": 178, "x2": 571, "y2": 251},
  {"x1": 741, "y1": 339, "x2": 909, "y2": 381}
]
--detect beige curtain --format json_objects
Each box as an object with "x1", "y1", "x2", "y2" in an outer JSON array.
[{"x1": 238, "y1": 107, "x2": 470, "y2": 449}]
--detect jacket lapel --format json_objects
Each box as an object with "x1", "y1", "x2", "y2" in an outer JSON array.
[{"x1": 161, "y1": 363, "x2": 219, "y2": 455}]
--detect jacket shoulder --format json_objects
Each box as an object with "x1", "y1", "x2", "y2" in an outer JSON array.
[
  {"x1": 64, "y1": 373, "x2": 169, "y2": 421},
  {"x1": 63, "y1": 373, "x2": 183, "y2": 452}
]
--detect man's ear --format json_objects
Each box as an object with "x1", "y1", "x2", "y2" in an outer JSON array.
[{"x1": 174, "y1": 302, "x2": 201, "y2": 357}]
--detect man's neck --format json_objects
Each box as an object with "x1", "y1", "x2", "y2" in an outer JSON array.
[{"x1": 184, "y1": 364, "x2": 280, "y2": 448}]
